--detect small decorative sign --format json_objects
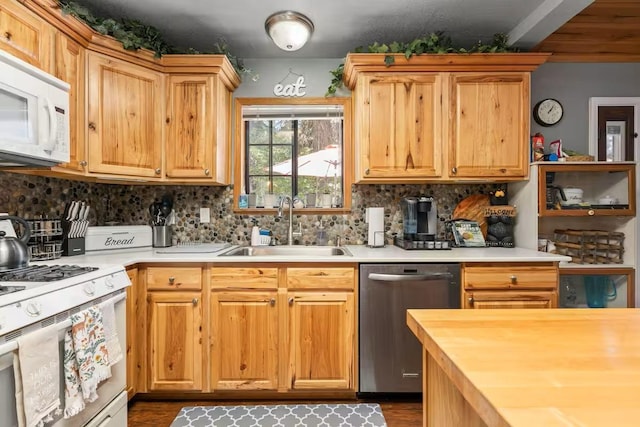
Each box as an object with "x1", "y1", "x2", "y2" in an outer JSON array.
[{"x1": 273, "y1": 69, "x2": 307, "y2": 97}]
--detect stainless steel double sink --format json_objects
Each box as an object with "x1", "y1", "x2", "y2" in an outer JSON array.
[{"x1": 219, "y1": 245, "x2": 352, "y2": 257}]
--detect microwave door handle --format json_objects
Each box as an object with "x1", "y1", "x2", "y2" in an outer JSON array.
[
  {"x1": 40, "y1": 97, "x2": 57, "y2": 151},
  {"x1": 368, "y1": 272, "x2": 452, "y2": 282}
]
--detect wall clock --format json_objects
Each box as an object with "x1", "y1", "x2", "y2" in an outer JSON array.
[{"x1": 533, "y1": 98, "x2": 563, "y2": 127}]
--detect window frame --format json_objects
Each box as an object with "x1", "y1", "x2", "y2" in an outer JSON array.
[{"x1": 233, "y1": 97, "x2": 352, "y2": 214}]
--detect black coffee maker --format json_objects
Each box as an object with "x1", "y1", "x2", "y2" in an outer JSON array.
[{"x1": 401, "y1": 196, "x2": 438, "y2": 241}]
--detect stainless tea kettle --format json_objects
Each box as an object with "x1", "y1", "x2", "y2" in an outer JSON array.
[{"x1": 0, "y1": 215, "x2": 31, "y2": 271}]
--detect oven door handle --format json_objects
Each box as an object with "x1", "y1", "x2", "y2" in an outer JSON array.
[
  {"x1": 367, "y1": 272, "x2": 452, "y2": 282},
  {"x1": 0, "y1": 291, "x2": 126, "y2": 356}
]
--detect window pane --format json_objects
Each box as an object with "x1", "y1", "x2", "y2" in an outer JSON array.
[
  {"x1": 272, "y1": 176, "x2": 292, "y2": 198},
  {"x1": 248, "y1": 176, "x2": 269, "y2": 196},
  {"x1": 273, "y1": 120, "x2": 294, "y2": 145},
  {"x1": 272, "y1": 146, "x2": 292, "y2": 166},
  {"x1": 248, "y1": 120, "x2": 269, "y2": 145},
  {"x1": 248, "y1": 145, "x2": 269, "y2": 175}
]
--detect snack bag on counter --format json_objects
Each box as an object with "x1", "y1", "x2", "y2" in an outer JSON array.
[
  {"x1": 531, "y1": 133, "x2": 544, "y2": 161},
  {"x1": 549, "y1": 139, "x2": 562, "y2": 157}
]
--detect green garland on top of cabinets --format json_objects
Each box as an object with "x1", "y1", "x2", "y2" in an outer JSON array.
[
  {"x1": 56, "y1": 0, "x2": 249, "y2": 77},
  {"x1": 326, "y1": 32, "x2": 517, "y2": 96}
]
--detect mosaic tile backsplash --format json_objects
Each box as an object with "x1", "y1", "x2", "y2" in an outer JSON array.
[{"x1": 0, "y1": 171, "x2": 501, "y2": 246}]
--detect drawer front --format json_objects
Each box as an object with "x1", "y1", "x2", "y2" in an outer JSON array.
[
  {"x1": 210, "y1": 267, "x2": 278, "y2": 290},
  {"x1": 286, "y1": 267, "x2": 355, "y2": 290},
  {"x1": 464, "y1": 266, "x2": 557, "y2": 290},
  {"x1": 146, "y1": 267, "x2": 202, "y2": 290}
]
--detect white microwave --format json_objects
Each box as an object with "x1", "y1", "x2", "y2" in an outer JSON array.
[{"x1": 0, "y1": 50, "x2": 70, "y2": 167}]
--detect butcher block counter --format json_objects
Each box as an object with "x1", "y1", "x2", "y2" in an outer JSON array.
[{"x1": 406, "y1": 309, "x2": 640, "y2": 427}]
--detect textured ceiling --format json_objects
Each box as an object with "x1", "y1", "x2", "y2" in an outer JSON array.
[{"x1": 76, "y1": 0, "x2": 594, "y2": 59}]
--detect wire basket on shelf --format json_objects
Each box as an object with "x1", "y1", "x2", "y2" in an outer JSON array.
[
  {"x1": 26, "y1": 218, "x2": 63, "y2": 260},
  {"x1": 553, "y1": 229, "x2": 624, "y2": 264}
]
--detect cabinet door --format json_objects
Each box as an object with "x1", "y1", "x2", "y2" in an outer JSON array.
[
  {"x1": 354, "y1": 73, "x2": 442, "y2": 182},
  {"x1": 449, "y1": 72, "x2": 529, "y2": 179},
  {"x1": 0, "y1": 1, "x2": 53, "y2": 72},
  {"x1": 53, "y1": 32, "x2": 86, "y2": 172},
  {"x1": 166, "y1": 75, "x2": 217, "y2": 180},
  {"x1": 287, "y1": 292, "x2": 354, "y2": 390},
  {"x1": 147, "y1": 291, "x2": 202, "y2": 391},
  {"x1": 125, "y1": 268, "x2": 138, "y2": 399},
  {"x1": 87, "y1": 52, "x2": 164, "y2": 178},
  {"x1": 210, "y1": 291, "x2": 279, "y2": 390},
  {"x1": 464, "y1": 291, "x2": 557, "y2": 309}
]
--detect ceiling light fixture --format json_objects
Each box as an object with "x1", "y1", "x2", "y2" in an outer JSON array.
[{"x1": 265, "y1": 11, "x2": 314, "y2": 52}]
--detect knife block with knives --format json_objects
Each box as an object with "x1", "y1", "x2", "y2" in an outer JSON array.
[{"x1": 62, "y1": 200, "x2": 90, "y2": 256}]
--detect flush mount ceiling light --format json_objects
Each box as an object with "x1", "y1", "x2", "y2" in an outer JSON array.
[{"x1": 265, "y1": 11, "x2": 314, "y2": 52}]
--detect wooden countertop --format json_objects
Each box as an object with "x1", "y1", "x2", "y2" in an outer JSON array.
[{"x1": 407, "y1": 309, "x2": 640, "y2": 427}]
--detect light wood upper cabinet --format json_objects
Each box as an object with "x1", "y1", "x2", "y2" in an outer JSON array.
[
  {"x1": 166, "y1": 74, "x2": 229, "y2": 182},
  {"x1": 343, "y1": 53, "x2": 550, "y2": 183},
  {"x1": 0, "y1": 0, "x2": 53, "y2": 72},
  {"x1": 448, "y1": 72, "x2": 529, "y2": 179},
  {"x1": 86, "y1": 51, "x2": 164, "y2": 178},
  {"x1": 53, "y1": 32, "x2": 86, "y2": 173},
  {"x1": 147, "y1": 291, "x2": 202, "y2": 391},
  {"x1": 210, "y1": 291, "x2": 279, "y2": 390},
  {"x1": 287, "y1": 291, "x2": 355, "y2": 390},
  {"x1": 353, "y1": 73, "x2": 442, "y2": 181}
]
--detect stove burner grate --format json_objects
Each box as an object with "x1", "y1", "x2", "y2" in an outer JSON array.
[{"x1": 0, "y1": 265, "x2": 99, "y2": 282}]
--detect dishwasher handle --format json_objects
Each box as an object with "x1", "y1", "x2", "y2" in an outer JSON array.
[{"x1": 367, "y1": 272, "x2": 453, "y2": 282}]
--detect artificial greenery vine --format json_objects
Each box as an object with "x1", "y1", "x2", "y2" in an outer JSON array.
[
  {"x1": 56, "y1": 0, "x2": 250, "y2": 77},
  {"x1": 326, "y1": 32, "x2": 517, "y2": 96}
]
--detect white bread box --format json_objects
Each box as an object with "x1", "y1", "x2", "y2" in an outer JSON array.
[{"x1": 85, "y1": 225, "x2": 152, "y2": 251}]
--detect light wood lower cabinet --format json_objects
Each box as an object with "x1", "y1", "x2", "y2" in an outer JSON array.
[
  {"x1": 210, "y1": 265, "x2": 357, "y2": 393},
  {"x1": 147, "y1": 291, "x2": 202, "y2": 391},
  {"x1": 462, "y1": 262, "x2": 559, "y2": 309},
  {"x1": 210, "y1": 291, "x2": 279, "y2": 390},
  {"x1": 145, "y1": 266, "x2": 203, "y2": 391},
  {"x1": 287, "y1": 291, "x2": 354, "y2": 390}
]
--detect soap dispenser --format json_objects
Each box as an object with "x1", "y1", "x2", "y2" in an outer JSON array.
[
  {"x1": 316, "y1": 220, "x2": 327, "y2": 246},
  {"x1": 250, "y1": 218, "x2": 260, "y2": 246}
]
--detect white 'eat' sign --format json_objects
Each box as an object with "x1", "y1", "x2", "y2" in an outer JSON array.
[{"x1": 273, "y1": 76, "x2": 306, "y2": 97}]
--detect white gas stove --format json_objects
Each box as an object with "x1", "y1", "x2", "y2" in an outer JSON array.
[
  {"x1": 0, "y1": 263, "x2": 130, "y2": 339},
  {"x1": 0, "y1": 262, "x2": 130, "y2": 427}
]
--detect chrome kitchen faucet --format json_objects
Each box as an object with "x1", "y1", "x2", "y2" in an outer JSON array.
[{"x1": 277, "y1": 196, "x2": 301, "y2": 245}]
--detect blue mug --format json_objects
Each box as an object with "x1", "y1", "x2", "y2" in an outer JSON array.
[{"x1": 584, "y1": 276, "x2": 617, "y2": 308}]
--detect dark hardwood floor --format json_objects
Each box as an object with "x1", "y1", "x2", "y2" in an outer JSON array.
[{"x1": 128, "y1": 398, "x2": 422, "y2": 426}]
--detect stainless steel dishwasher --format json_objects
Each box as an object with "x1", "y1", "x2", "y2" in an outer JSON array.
[{"x1": 359, "y1": 263, "x2": 460, "y2": 394}]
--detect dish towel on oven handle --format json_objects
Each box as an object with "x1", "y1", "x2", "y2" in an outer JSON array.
[
  {"x1": 14, "y1": 323, "x2": 62, "y2": 427},
  {"x1": 63, "y1": 305, "x2": 111, "y2": 418},
  {"x1": 99, "y1": 298, "x2": 123, "y2": 365}
]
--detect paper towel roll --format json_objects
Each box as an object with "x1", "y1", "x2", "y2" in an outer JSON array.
[{"x1": 366, "y1": 207, "x2": 385, "y2": 247}]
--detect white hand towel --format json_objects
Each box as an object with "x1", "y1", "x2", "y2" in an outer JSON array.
[
  {"x1": 70, "y1": 306, "x2": 111, "y2": 403},
  {"x1": 15, "y1": 323, "x2": 61, "y2": 427},
  {"x1": 99, "y1": 298, "x2": 123, "y2": 365}
]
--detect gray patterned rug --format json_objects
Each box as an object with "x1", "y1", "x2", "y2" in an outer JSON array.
[{"x1": 170, "y1": 403, "x2": 387, "y2": 427}]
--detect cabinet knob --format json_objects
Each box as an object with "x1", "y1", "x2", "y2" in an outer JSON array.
[
  {"x1": 270, "y1": 298, "x2": 276, "y2": 306},
  {"x1": 588, "y1": 209, "x2": 595, "y2": 216},
  {"x1": 510, "y1": 275, "x2": 517, "y2": 284},
  {"x1": 79, "y1": 160, "x2": 87, "y2": 167},
  {"x1": 365, "y1": 169, "x2": 370, "y2": 175},
  {"x1": 204, "y1": 168, "x2": 210, "y2": 176},
  {"x1": 288, "y1": 297, "x2": 294, "y2": 306},
  {"x1": 451, "y1": 167, "x2": 458, "y2": 174},
  {"x1": 155, "y1": 168, "x2": 161, "y2": 175},
  {"x1": 192, "y1": 298, "x2": 198, "y2": 306},
  {"x1": 467, "y1": 297, "x2": 474, "y2": 305},
  {"x1": 168, "y1": 276, "x2": 175, "y2": 285}
]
